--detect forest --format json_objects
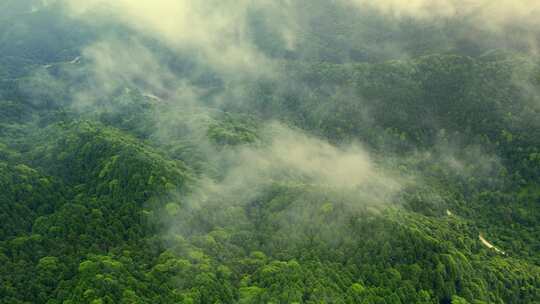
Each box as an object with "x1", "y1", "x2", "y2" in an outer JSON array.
[{"x1": 0, "y1": 1, "x2": 539, "y2": 303}]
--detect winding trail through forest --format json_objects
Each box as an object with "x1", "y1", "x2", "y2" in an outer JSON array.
[
  {"x1": 447, "y1": 210, "x2": 506, "y2": 255},
  {"x1": 479, "y1": 234, "x2": 506, "y2": 255}
]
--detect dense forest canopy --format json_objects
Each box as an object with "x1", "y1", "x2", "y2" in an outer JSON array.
[{"x1": 1, "y1": 1, "x2": 540, "y2": 303}]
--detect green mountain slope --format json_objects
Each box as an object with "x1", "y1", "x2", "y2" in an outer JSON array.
[{"x1": 0, "y1": 1, "x2": 540, "y2": 304}]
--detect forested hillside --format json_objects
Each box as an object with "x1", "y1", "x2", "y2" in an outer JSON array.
[{"x1": 1, "y1": 1, "x2": 539, "y2": 303}]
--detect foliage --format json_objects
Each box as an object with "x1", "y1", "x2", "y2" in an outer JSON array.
[{"x1": 1, "y1": 2, "x2": 540, "y2": 303}]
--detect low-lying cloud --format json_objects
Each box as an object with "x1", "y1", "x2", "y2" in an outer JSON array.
[
  {"x1": 183, "y1": 123, "x2": 403, "y2": 213},
  {"x1": 349, "y1": 0, "x2": 540, "y2": 26},
  {"x1": 61, "y1": 0, "x2": 299, "y2": 77}
]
